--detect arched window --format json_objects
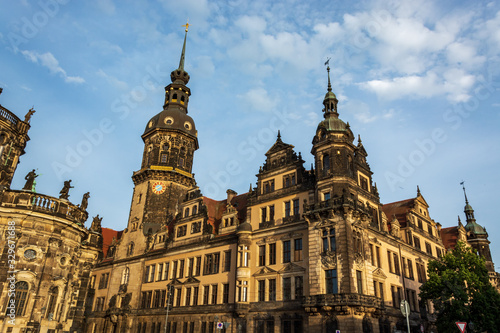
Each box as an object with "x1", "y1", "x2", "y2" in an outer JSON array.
[
  {"x1": 192, "y1": 205, "x2": 198, "y2": 215},
  {"x1": 185, "y1": 207, "x2": 190, "y2": 217},
  {"x1": 180, "y1": 96, "x2": 185, "y2": 104},
  {"x1": 127, "y1": 243, "x2": 134, "y2": 256},
  {"x1": 322, "y1": 154, "x2": 330, "y2": 175},
  {"x1": 121, "y1": 267, "x2": 130, "y2": 285},
  {"x1": 172, "y1": 93, "x2": 178, "y2": 102},
  {"x1": 46, "y1": 286, "x2": 58, "y2": 319},
  {"x1": 6, "y1": 281, "x2": 29, "y2": 316}
]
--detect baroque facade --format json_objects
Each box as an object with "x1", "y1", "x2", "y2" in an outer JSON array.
[
  {"x1": 0, "y1": 29, "x2": 498, "y2": 333},
  {"x1": 0, "y1": 93, "x2": 103, "y2": 333}
]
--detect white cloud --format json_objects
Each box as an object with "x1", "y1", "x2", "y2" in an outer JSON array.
[
  {"x1": 237, "y1": 87, "x2": 279, "y2": 112},
  {"x1": 96, "y1": 69, "x2": 128, "y2": 90},
  {"x1": 21, "y1": 50, "x2": 85, "y2": 84},
  {"x1": 360, "y1": 70, "x2": 476, "y2": 103}
]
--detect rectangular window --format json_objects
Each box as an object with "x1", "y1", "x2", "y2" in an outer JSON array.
[
  {"x1": 294, "y1": 238, "x2": 303, "y2": 261},
  {"x1": 224, "y1": 251, "x2": 231, "y2": 272},
  {"x1": 179, "y1": 259, "x2": 185, "y2": 278},
  {"x1": 157, "y1": 263, "x2": 163, "y2": 281},
  {"x1": 193, "y1": 286, "x2": 199, "y2": 306},
  {"x1": 258, "y1": 280, "x2": 265, "y2": 301},
  {"x1": 141, "y1": 291, "x2": 152, "y2": 309},
  {"x1": 185, "y1": 287, "x2": 191, "y2": 306},
  {"x1": 324, "y1": 192, "x2": 331, "y2": 201},
  {"x1": 211, "y1": 284, "x2": 218, "y2": 305},
  {"x1": 269, "y1": 243, "x2": 276, "y2": 265},
  {"x1": 285, "y1": 201, "x2": 291, "y2": 217},
  {"x1": 163, "y1": 262, "x2": 170, "y2": 280},
  {"x1": 425, "y1": 242, "x2": 433, "y2": 256},
  {"x1": 391, "y1": 286, "x2": 403, "y2": 308},
  {"x1": 161, "y1": 154, "x2": 167, "y2": 163},
  {"x1": 414, "y1": 237, "x2": 421, "y2": 250},
  {"x1": 259, "y1": 245, "x2": 266, "y2": 266},
  {"x1": 283, "y1": 277, "x2": 291, "y2": 300},
  {"x1": 393, "y1": 253, "x2": 400, "y2": 275},
  {"x1": 269, "y1": 279, "x2": 276, "y2": 301},
  {"x1": 407, "y1": 259, "x2": 414, "y2": 279},
  {"x1": 188, "y1": 258, "x2": 194, "y2": 277},
  {"x1": 172, "y1": 261, "x2": 178, "y2": 279},
  {"x1": 283, "y1": 240, "x2": 291, "y2": 263},
  {"x1": 387, "y1": 251, "x2": 393, "y2": 273},
  {"x1": 261, "y1": 207, "x2": 267, "y2": 222},
  {"x1": 293, "y1": 199, "x2": 300, "y2": 216},
  {"x1": 376, "y1": 247, "x2": 381, "y2": 268},
  {"x1": 325, "y1": 269, "x2": 338, "y2": 294},
  {"x1": 203, "y1": 285, "x2": 210, "y2": 305},
  {"x1": 356, "y1": 271, "x2": 363, "y2": 294},
  {"x1": 269, "y1": 205, "x2": 275, "y2": 221},
  {"x1": 175, "y1": 288, "x2": 181, "y2": 307},
  {"x1": 223, "y1": 283, "x2": 229, "y2": 303},
  {"x1": 379, "y1": 282, "x2": 384, "y2": 301},
  {"x1": 295, "y1": 276, "x2": 303, "y2": 298},
  {"x1": 204, "y1": 253, "x2": 220, "y2": 275},
  {"x1": 370, "y1": 244, "x2": 375, "y2": 266},
  {"x1": 195, "y1": 256, "x2": 201, "y2": 276}
]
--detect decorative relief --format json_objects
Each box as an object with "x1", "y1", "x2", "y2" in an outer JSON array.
[
  {"x1": 354, "y1": 253, "x2": 364, "y2": 268},
  {"x1": 321, "y1": 253, "x2": 337, "y2": 269}
]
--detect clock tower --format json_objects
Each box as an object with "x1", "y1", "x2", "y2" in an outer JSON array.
[{"x1": 128, "y1": 26, "x2": 198, "y2": 235}]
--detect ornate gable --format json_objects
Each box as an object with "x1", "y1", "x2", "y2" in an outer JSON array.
[
  {"x1": 253, "y1": 266, "x2": 277, "y2": 276},
  {"x1": 372, "y1": 268, "x2": 387, "y2": 279},
  {"x1": 278, "y1": 262, "x2": 306, "y2": 274}
]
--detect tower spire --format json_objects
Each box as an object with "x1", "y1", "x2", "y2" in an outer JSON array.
[
  {"x1": 178, "y1": 21, "x2": 189, "y2": 71},
  {"x1": 322, "y1": 58, "x2": 338, "y2": 116}
]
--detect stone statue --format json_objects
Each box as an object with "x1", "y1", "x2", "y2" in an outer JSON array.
[
  {"x1": 23, "y1": 169, "x2": 38, "y2": 191},
  {"x1": 24, "y1": 107, "x2": 36, "y2": 123},
  {"x1": 59, "y1": 180, "x2": 73, "y2": 199},
  {"x1": 90, "y1": 214, "x2": 102, "y2": 233},
  {"x1": 80, "y1": 192, "x2": 90, "y2": 210}
]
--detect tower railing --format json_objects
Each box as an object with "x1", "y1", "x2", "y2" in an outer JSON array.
[{"x1": 0, "y1": 189, "x2": 88, "y2": 225}]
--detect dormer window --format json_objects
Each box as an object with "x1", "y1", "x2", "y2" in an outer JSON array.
[
  {"x1": 192, "y1": 205, "x2": 198, "y2": 215},
  {"x1": 185, "y1": 207, "x2": 190, "y2": 217}
]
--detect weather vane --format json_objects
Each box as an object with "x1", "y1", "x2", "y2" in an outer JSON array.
[
  {"x1": 182, "y1": 20, "x2": 190, "y2": 32},
  {"x1": 324, "y1": 57, "x2": 331, "y2": 67}
]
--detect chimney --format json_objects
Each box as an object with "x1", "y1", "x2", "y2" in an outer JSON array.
[{"x1": 226, "y1": 189, "x2": 237, "y2": 204}]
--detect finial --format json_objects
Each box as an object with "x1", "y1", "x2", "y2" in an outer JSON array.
[
  {"x1": 325, "y1": 58, "x2": 332, "y2": 93},
  {"x1": 460, "y1": 181, "x2": 469, "y2": 204},
  {"x1": 346, "y1": 121, "x2": 350, "y2": 129},
  {"x1": 178, "y1": 21, "x2": 190, "y2": 71},
  {"x1": 458, "y1": 215, "x2": 463, "y2": 227},
  {"x1": 417, "y1": 185, "x2": 420, "y2": 196},
  {"x1": 182, "y1": 20, "x2": 190, "y2": 32},
  {"x1": 358, "y1": 134, "x2": 362, "y2": 144},
  {"x1": 277, "y1": 130, "x2": 281, "y2": 140}
]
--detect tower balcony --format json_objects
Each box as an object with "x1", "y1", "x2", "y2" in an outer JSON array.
[
  {"x1": 0, "y1": 105, "x2": 30, "y2": 135},
  {"x1": 0, "y1": 189, "x2": 88, "y2": 225}
]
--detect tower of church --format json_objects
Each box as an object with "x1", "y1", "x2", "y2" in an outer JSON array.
[
  {"x1": 310, "y1": 65, "x2": 380, "y2": 223},
  {"x1": 128, "y1": 26, "x2": 198, "y2": 236},
  {"x1": 0, "y1": 89, "x2": 32, "y2": 189},
  {"x1": 462, "y1": 185, "x2": 495, "y2": 272}
]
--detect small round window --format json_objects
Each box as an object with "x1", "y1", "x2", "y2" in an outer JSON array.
[
  {"x1": 184, "y1": 122, "x2": 192, "y2": 130},
  {"x1": 164, "y1": 117, "x2": 174, "y2": 125},
  {"x1": 60, "y1": 257, "x2": 67, "y2": 265},
  {"x1": 24, "y1": 249, "x2": 36, "y2": 260}
]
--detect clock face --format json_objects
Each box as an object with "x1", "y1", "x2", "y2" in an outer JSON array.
[{"x1": 152, "y1": 182, "x2": 166, "y2": 195}]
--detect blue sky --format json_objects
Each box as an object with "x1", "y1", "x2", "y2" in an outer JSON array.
[{"x1": 1, "y1": 0, "x2": 500, "y2": 266}]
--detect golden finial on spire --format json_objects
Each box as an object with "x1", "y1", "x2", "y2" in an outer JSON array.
[{"x1": 182, "y1": 20, "x2": 190, "y2": 32}]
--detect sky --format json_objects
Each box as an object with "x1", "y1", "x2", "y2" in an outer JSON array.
[{"x1": 1, "y1": 0, "x2": 500, "y2": 267}]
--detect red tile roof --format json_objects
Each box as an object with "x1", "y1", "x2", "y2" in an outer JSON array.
[
  {"x1": 381, "y1": 198, "x2": 415, "y2": 228},
  {"x1": 440, "y1": 226, "x2": 459, "y2": 250},
  {"x1": 101, "y1": 227, "x2": 122, "y2": 257}
]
